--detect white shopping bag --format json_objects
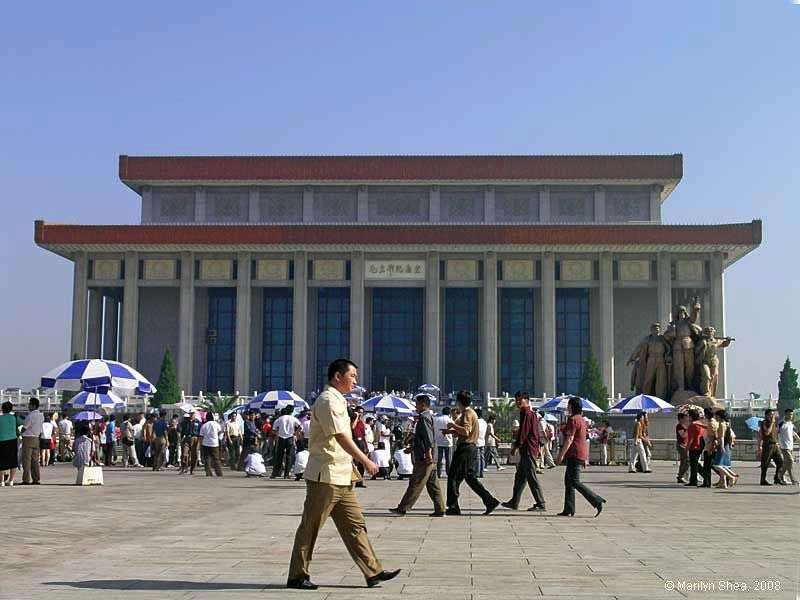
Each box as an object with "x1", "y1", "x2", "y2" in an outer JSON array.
[{"x1": 77, "y1": 466, "x2": 104, "y2": 486}]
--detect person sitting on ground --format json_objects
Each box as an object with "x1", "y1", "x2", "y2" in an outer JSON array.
[
  {"x1": 292, "y1": 447, "x2": 309, "y2": 481},
  {"x1": 244, "y1": 447, "x2": 266, "y2": 477},
  {"x1": 370, "y1": 442, "x2": 392, "y2": 479},
  {"x1": 72, "y1": 423, "x2": 96, "y2": 484},
  {"x1": 393, "y1": 444, "x2": 413, "y2": 480}
]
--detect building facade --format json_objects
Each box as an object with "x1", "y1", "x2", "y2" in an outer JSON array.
[{"x1": 35, "y1": 155, "x2": 761, "y2": 400}]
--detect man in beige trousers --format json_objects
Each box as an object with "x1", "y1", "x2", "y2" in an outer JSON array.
[{"x1": 287, "y1": 358, "x2": 401, "y2": 590}]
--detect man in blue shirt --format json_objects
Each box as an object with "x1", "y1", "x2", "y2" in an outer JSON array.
[
  {"x1": 104, "y1": 415, "x2": 117, "y2": 466},
  {"x1": 152, "y1": 411, "x2": 169, "y2": 471}
]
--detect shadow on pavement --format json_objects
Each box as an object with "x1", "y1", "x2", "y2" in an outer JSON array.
[{"x1": 45, "y1": 580, "x2": 364, "y2": 591}]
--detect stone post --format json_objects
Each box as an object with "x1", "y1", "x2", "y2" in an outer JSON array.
[
  {"x1": 292, "y1": 252, "x2": 308, "y2": 395},
  {"x1": 235, "y1": 252, "x2": 252, "y2": 395},
  {"x1": 178, "y1": 252, "x2": 195, "y2": 393},
  {"x1": 120, "y1": 251, "x2": 139, "y2": 366},
  {"x1": 540, "y1": 252, "x2": 556, "y2": 396},
  {"x1": 599, "y1": 252, "x2": 615, "y2": 397},
  {"x1": 424, "y1": 252, "x2": 440, "y2": 386}
]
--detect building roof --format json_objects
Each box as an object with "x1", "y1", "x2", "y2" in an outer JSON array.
[
  {"x1": 119, "y1": 154, "x2": 683, "y2": 198},
  {"x1": 35, "y1": 220, "x2": 761, "y2": 267}
]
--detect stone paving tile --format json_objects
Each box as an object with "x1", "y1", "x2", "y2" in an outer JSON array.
[{"x1": 2, "y1": 461, "x2": 798, "y2": 599}]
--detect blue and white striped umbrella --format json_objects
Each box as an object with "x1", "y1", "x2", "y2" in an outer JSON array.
[
  {"x1": 417, "y1": 383, "x2": 441, "y2": 395},
  {"x1": 41, "y1": 359, "x2": 156, "y2": 394},
  {"x1": 73, "y1": 411, "x2": 104, "y2": 421},
  {"x1": 540, "y1": 395, "x2": 605, "y2": 414},
  {"x1": 248, "y1": 390, "x2": 308, "y2": 414},
  {"x1": 361, "y1": 394, "x2": 416, "y2": 416},
  {"x1": 67, "y1": 387, "x2": 125, "y2": 412},
  {"x1": 609, "y1": 394, "x2": 673, "y2": 414}
]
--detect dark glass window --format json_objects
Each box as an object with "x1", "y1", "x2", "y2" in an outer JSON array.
[
  {"x1": 262, "y1": 288, "x2": 293, "y2": 391},
  {"x1": 444, "y1": 288, "x2": 479, "y2": 394},
  {"x1": 316, "y1": 288, "x2": 350, "y2": 390},
  {"x1": 556, "y1": 288, "x2": 590, "y2": 395},
  {"x1": 500, "y1": 288, "x2": 535, "y2": 394},
  {"x1": 371, "y1": 288, "x2": 423, "y2": 391},
  {"x1": 206, "y1": 288, "x2": 236, "y2": 393}
]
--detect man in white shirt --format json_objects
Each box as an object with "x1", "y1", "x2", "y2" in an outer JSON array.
[
  {"x1": 199, "y1": 415, "x2": 223, "y2": 477},
  {"x1": 475, "y1": 408, "x2": 488, "y2": 478},
  {"x1": 21, "y1": 398, "x2": 44, "y2": 484},
  {"x1": 393, "y1": 446, "x2": 413, "y2": 480},
  {"x1": 776, "y1": 409, "x2": 800, "y2": 485},
  {"x1": 370, "y1": 442, "x2": 392, "y2": 479},
  {"x1": 57, "y1": 414, "x2": 73, "y2": 462},
  {"x1": 376, "y1": 417, "x2": 392, "y2": 456},
  {"x1": 225, "y1": 413, "x2": 242, "y2": 469},
  {"x1": 244, "y1": 448, "x2": 267, "y2": 477},
  {"x1": 271, "y1": 407, "x2": 301, "y2": 479},
  {"x1": 434, "y1": 407, "x2": 454, "y2": 478}
]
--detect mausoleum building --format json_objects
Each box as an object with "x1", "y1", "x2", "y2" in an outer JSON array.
[{"x1": 34, "y1": 154, "x2": 761, "y2": 400}]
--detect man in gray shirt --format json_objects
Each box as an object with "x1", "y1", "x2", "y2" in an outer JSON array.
[{"x1": 390, "y1": 394, "x2": 446, "y2": 516}]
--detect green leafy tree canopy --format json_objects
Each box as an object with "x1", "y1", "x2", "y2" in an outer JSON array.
[
  {"x1": 151, "y1": 346, "x2": 180, "y2": 408},
  {"x1": 577, "y1": 350, "x2": 609, "y2": 410},
  {"x1": 777, "y1": 357, "x2": 800, "y2": 414},
  {"x1": 198, "y1": 394, "x2": 238, "y2": 416}
]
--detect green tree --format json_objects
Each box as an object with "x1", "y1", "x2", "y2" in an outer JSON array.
[
  {"x1": 489, "y1": 396, "x2": 517, "y2": 441},
  {"x1": 151, "y1": 346, "x2": 180, "y2": 408},
  {"x1": 577, "y1": 350, "x2": 609, "y2": 410},
  {"x1": 198, "y1": 394, "x2": 238, "y2": 416},
  {"x1": 777, "y1": 357, "x2": 800, "y2": 414}
]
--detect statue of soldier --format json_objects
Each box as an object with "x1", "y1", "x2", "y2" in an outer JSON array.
[
  {"x1": 627, "y1": 323, "x2": 671, "y2": 400},
  {"x1": 694, "y1": 326, "x2": 734, "y2": 398},
  {"x1": 662, "y1": 297, "x2": 702, "y2": 393}
]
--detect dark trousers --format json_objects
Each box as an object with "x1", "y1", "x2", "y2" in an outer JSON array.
[
  {"x1": 202, "y1": 445, "x2": 224, "y2": 477},
  {"x1": 563, "y1": 457, "x2": 603, "y2": 515},
  {"x1": 272, "y1": 437, "x2": 296, "y2": 478},
  {"x1": 760, "y1": 442, "x2": 783, "y2": 483},
  {"x1": 152, "y1": 437, "x2": 167, "y2": 471},
  {"x1": 227, "y1": 437, "x2": 242, "y2": 468},
  {"x1": 508, "y1": 453, "x2": 546, "y2": 509},
  {"x1": 168, "y1": 443, "x2": 178, "y2": 466},
  {"x1": 437, "y1": 446, "x2": 451, "y2": 477},
  {"x1": 676, "y1": 445, "x2": 690, "y2": 481},
  {"x1": 104, "y1": 442, "x2": 116, "y2": 466},
  {"x1": 446, "y1": 444, "x2": 497, "y2": 510},
  {"x1": 701, "y1": 451, "x2": 713, "y2": 486},
  {"x1": 688, "y1": 448, "x2": 702, "y2": 485}
]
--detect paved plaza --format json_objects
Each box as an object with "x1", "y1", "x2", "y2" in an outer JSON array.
[{"x1": 3, "y1": 461, "x2": 798, "y2": 600}]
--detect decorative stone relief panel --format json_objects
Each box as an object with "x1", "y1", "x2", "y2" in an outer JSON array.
[
  {"x1": 93, "y1": 259, "x2": 121, "y2": 280},
  {"x1": 560, "y1": 259, "x2": 593, "y2": 281},
  {"x1": 495, "y1": 188, "x2": 539, "y2": 222},
  {"x1": 445, "y1": 260, "x2": 478, "y2": 281},
  {"x1": 200, "y1": 259, "x2": 233, "y2": 281},
  {"x1": 313, "y1": 259, "x2": 345, "y2": 281},
  {"x1": 551, "y1": 190, "x2": 593, "y2": 223},
  {"x1": 313, "y1": 189, "x2": 357, "y2": 222},
  {"x1": 259, "y1": 188, "x2": 302, "y2": 222},
  {"x1": 606, "y1": 190, "x2": 650, "y2": 222},
  {"x1": 143, "y1": 259, "x2": 177, "y2": 281},
  {"x1": 619, "y1": 259, "x2": 652, "y2": 281},
  {"x1": 368, "y1": 188, "x2": 429, "y2": 222},
  {"x1": 153, "y1": 189, "x2": 194, "y2": 222},
  {"x1": 440, "y1": 187, "x2": 484, "y2": 222},
  {"x1": 502, "y1": 259, "x2": 534, "y2": 281},
  {"x1": 207, "y1": 189, "x2": 247, "y2": 222},
  {"x1": 255, "y1": 259, "x2": 289, "y2": 281},
  {"x1": 676, "y1": 260, "x2": 705, "y2": 281}
]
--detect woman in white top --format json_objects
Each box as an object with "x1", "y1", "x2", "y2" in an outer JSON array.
[
  {"x1": 199, "y1": 413, "x2": 224, "y2": 477},
  {"x1": 40, "y1": 413, "x2": 57, "y2": 467}
]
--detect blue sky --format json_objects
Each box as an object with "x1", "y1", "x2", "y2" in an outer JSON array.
[{"x1": 1, "y1": 2, "x2": 797, "y2": 397}]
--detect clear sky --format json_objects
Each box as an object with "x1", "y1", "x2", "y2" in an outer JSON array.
[{"x1": 1, "y1": 2, "x2": 797, "y2": 397}]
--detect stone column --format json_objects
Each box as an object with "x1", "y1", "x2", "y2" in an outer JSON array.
[
  {"x1": 594, "y1": 187, "x2": 606, "y2": 223},
  {"x1": 235, "y1": 252, "x2": 252, "y2": 394},
  {"x1": 540, "y1": 252, "x2": 556, "y2": 396},
  {"x1": 357, "y1": 187, "x2": 369, "y2": 222},
  {"x1": 540, "y1": 187, "x2": 551, "y2": 223},
  {"x1": 178, "y1": 252, "x2": 195, "y2": 394},
  {"x1": 709, "y1": 252, "x2": 726, "y2": 398},
  {"x1": 482, "y1": 252, "x2": 498, "y2": 396},
  {"x1": 120, "y1": 251, "x2": 139, "y2": 366},
  {"x1": 70, "y1": 252, "x2": 89, "y2": 359},
  {"x1": 350, "y1": 252, "x2": 365, "y2": 369},
  {"x1": 102, "y1": 294, "x2": 120, "y2": 360},
  {"x1": 87, "y1": 288, "x2": 103, "y2": 358},
  {"x1": 424, "y1": 252, "x2": 440, "y2": 386},
  {"x1": 598, "y1": 252, "x2": 615, "y2": 397},
  {"x1": 657, "y1": 251, "x2": 672, "y2": 326},
  {"x1": 292, "y1": 252, "x2": 308, "y2": 395}
]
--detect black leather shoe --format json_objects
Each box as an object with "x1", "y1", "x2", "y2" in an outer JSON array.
[
  {"x1": 527, "y1": 504, "x2": 546, "y2": 512},
  {"x1": 445, "y1": 507, "x2": 461, "y2": 516},
  {"x1": 775, "y1": 480, "x2": 788, "y2": 485},
  {"x1": 594, "y1": 499, "x2": 606, "y2": 518},
  {"x1": 429, "y1": 511, "x2": 445, "y2": 517},
  {"x1": 556, "y1": 511, "x2": 574, "y2": 517},
  {"x1": 389, "y1": 507, "x2": 406, "y2": 515},
  {"x1": 366, "y1": 569, "x2": 401, "y2": 588},
  {"x1": 500, "y1": 500, "x2": 518, "y2": 510},
  {"x1": 286, "y1": 578, "x2": 318, "y2": 590},
  {"x1": 760, "y1": 481, "x2": 772, "y2": 486},
  {"x1": 483, "y1": 498, "x2": 500, "y2": 515}
]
